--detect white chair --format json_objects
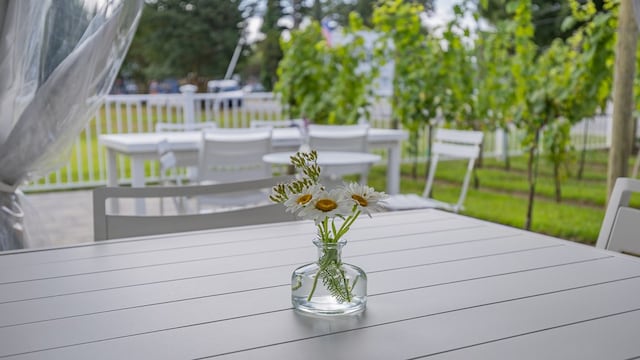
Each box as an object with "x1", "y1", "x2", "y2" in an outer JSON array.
[
  {"x1": 307, "y1": 124, "x2": 371, "y2": 184},
  {"x1": 93, "y1": 176, "x2": 298, "y2": 240},
  {"x1": 251, "y1": 119, "x2": 307, "y2": 173},
  {"x1": 197, "y1": 127, "x2": 273, "y2": 211},
  {"x1": 157, "y1": 139, "x2": 186, "y2": 214},
  {"x1": 383, "y1": 128, "x2": 484, "y2": 213},
  {"x1": 156, "y1": 122, "x2": 217, "y2": 182},
  {"x1": 596, "y1": 177, "x2": 640, "y2": 256}
]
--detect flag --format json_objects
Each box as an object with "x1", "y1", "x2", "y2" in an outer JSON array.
[{"x1": 321, "y1": 18, "x2": 332, "y2": 47}]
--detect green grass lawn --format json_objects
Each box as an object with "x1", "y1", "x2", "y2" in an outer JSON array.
[{"x1": 365, "y1": 149, "x2": 637, "y2": 246}]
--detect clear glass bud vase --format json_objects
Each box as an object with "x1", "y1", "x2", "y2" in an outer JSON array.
[{"x1": 291, "y1": 238, "x2": 367, "y2": 316}]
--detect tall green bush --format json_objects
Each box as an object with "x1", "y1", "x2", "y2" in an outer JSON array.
[{"x1": 274, "y1": 15, "x2": 377, "y2": 124}]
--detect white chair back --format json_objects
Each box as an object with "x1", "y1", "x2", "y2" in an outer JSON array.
[
  {"x1": 198, "y1": 127, "x2": 273, "y2": 184},
  {"x1": 307, "y1": 124, "x2": 370, "y2": 183},
  {"x1": 382, "y1": 128, "x2": 483, "y2": 213},
  {"x1": 155, "y1": 122, "x2": 217, "y2": 179},
  {"x1": 156, "y1": 139, "x2": 186, "y2": 214},
  {"x1": 307, "y1": 124, "x2": 369, "y2": 152},
  {"x1": 423, "y1": 129, "x2": 483, "y2": 211},
  {"x1": 93, "y1": 176, "x2": 298, "y2": 240},
  {"x1": 596, "y1": 177, "x2": 640, "y2": 256},
  {"x1": 157, "y1": 139, "x2": 177, "y2": 173}
]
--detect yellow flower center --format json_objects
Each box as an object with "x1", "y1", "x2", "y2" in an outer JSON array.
[
  {"x1": 297, "y1": 194, "x2": 313, "y2": 205},
  {"x1": 315, "y1": 198, "x2": 338, "y2": 212},
  {"x1": 352, "y1": 194, "x2": 368, "y2": 207}
]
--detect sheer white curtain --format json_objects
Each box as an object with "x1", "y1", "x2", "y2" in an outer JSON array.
[{"x1": 0, "y1": 0, "x2": 143, "y2": 250}]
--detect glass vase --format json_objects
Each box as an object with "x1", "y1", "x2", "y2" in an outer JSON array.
[{"x1": 291, "y1": 238, "x2": 367, "y2": 316}]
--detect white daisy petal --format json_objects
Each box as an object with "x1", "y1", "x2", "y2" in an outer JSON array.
[
  {"x1": 300, "y1": 188, "x2": 353, "y2": 223},
  {"x1": 342, "y1": 182, "x2": 387, "y2": 216},
  {"x1": 284, "y1": 184, "x2": 323, "y2": 215}
]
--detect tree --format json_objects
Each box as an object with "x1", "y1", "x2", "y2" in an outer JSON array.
[
  {"x1": 475, "y1": 19, "x2": 517, "y2": 170},
  {"x1": 562, "y1": 0, "x2": 616, "y2": 180},
  {"x1": 274, "y1": 22, "x2": 327, "y2": 120},
  {"x1": 439, "y1": 4, "x2": 478, "y2": 129},
  {"x1": 505, "y1": 0, "x2": 545, "y2": 230},
  {"x1": 477, "y1": 0, "x2": 606, "y2": 50},
  {"x1": 123, "y1": 0, "x2": 244, "y2": 83},
  {"x1": 499, "y1": 0, "x2": 616, "y2": 226},
  {"x1": 41, "y1": 1, "x2": 95, "y2": 83},
  {"x1": 608, "y1": 0, "x2": 637, "y2": 198},
  {"x1": 258, "y1": 0, "x2": 285, "y2": 90},
  {"x1": 274, "y1": 15, "x2": 377, "y2": 125},
  {"x1": 331, "y1": 0, "x2": 434, "y2": 28},
  {"x1": 373, "y1": 0, "x2": 444, "y2": 179},
  {"x1": 537, "y1": 39, "x2": 576, "y2": 203}
]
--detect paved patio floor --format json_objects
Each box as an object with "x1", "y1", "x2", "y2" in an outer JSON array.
[
  {"x1": 22, "y1": 188, "x2": 207, "y2": 249},
  {"x1": 25, "y1": 190, "x2": 94, "y2": 248}
]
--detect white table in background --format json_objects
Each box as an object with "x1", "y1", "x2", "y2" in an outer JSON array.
[
  {"x1": 1, "y1": 209, "x2": 640, "y2": 359},
  {"x1": 99, "y1": 127, "x2": 408, "y2": 213}
]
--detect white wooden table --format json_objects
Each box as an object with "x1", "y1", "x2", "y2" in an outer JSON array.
[
  {"x1": 99, "y1": 127, "x2": 407, "y2": 194},
  {"x1": 1, "y1": 209, "x2": 639, "y2": 359}
]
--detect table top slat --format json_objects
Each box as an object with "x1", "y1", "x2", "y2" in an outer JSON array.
[
  {"x1": 0, "y1": 244, "x2": 609, "y2": 327},
  {"x1": 0, "y1": 211, "x2": 454, "y2": 267},
  {"x1": 1, "y1": 209, "x2": 638, "y2": 359},
  {"x1": 3, "y1": 260, "x2": 638, "y2": 359}
]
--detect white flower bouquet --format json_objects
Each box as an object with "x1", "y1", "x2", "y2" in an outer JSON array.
[{"x1": 270, "y1": 150, "x2": 386, "y2": 312}]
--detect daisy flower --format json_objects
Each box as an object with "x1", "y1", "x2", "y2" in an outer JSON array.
[
  {"x1": 342, "y1": 182, "x2": 387, "y2": 216},
  {"x1": 300, "y1": 188, "x2": 353, "y2": 224},
  {"x1": 283, "y1": 184, "x2": 322, "y2": 215}
]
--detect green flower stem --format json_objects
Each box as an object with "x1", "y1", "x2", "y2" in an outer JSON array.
[
  {"x1": 335, "y1": 210, "x2": 360, "y2": 240},
  {"x1": 308, "y1": 214, "x2": 361, "y2": 303},
  {"x1": 307, "y1": 270, "x2": 321, "y2": 302},
  {"x1": 306, "y1": 245, "x2": 334, "y2": 302},
  {"x1": 340, "y1": 268, "x2": 351, "y2": 302}
]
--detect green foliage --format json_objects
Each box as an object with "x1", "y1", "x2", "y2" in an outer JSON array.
[
  {"x1": 502, "y1": 0, "x2": 560, "y2": 228},
  {"x1": 475, "y1": 21, "x2": 515, "y2": 131},
  {"x1": 478, "y1": 0, "x2": 606, "y2": 50},
  {"x1": 543, "y1": 118, "x2": 574, "y2": 201},
  {"x1": 274, "y1": 15, "x2": 377, "y2": 124},
  {"x1": 124, "y1": 0, "x2": 243, "y2": 81},
  {"x1": 258, "y1": 30, "x2": 283, "y2": 91},
  {"x1": 257, "y1": 0, "x2": 284, "y2": 90},
  {"x1": 373, "y1": 0, "x2": 440, "y2": 131},
  {"x1": 565, "y1": 0, "x2": 616, "y2": 118},
  {"x1": 372, "y1": 0, "x2": 446, "y2": 177},
  {"x1": 439, "y1": 3, "x2": 479, "y2": 128},
  {"x1": 491, "y1": 0, "x2": 614, "y2": 220},
  {"x1": 326, "y1": 0, "x2": 434, "y2": 28},
  {"x1": 318, "y1": 249, "x2": 352, "y2": 303},
  {"x1": 274, "y1": 22, "x2": 332, "y2": 121}
]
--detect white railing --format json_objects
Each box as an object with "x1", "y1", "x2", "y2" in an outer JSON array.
[{"x1": 24, "y1": 89, "x2": 615, "y2": 192}]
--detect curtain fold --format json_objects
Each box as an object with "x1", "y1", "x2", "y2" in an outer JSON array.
[{"x1": 0, "y1": 0, "x2": 143, "y2": 250}]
